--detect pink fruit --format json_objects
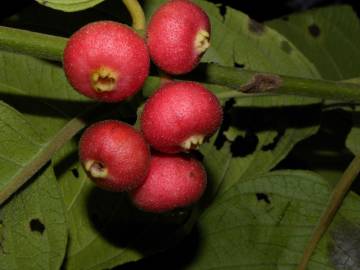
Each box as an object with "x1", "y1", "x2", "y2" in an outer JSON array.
[
  {"x1": 79, "y1": 120, "x2": 150, "y2": 191},
  {"x1": 147, "y1": 0, "x2": 211, "y2": 74},
  {"x1": 63, "y1": 21, "x2": 149, "y2": 102},
  {"x1": 130, "y1": 153, "x2": 207, "y2": 213},
  {"x1": 140, "y1": 81, "x2": 223, "y2": 153}
]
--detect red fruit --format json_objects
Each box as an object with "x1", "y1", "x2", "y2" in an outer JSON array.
[
  {"x1": 79, "y1": 120, "x2": 150, "y2": 192},
  {"x1": 63, "y1": 21, "x2": 149, "y2": 102},
  {"x1": 140, "y1": 82, "x2": 223, "y2": 153},
  {"x1": 130, "y1": 153, "x2": 207, "y2": 213},
  {"x1": 147, "y1": 0, "x2": 210, "y2": 74}
]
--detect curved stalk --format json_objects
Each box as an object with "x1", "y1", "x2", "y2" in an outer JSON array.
[
  {"x1": 122, "y1": 0, "x2": 146, "y2": 30},
  {"x1": 297, "y1": 155, "x2": 360, "y2": 270}
]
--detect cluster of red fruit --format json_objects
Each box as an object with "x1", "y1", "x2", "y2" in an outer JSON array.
[{"x1": 62, "y1": 0, "x2": 223, "y2": 213}]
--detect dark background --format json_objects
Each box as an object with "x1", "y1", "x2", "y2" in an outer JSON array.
[
  {"x1": 0, "y1": 0, "x2": 358, "y2": 269},
  {"x1": 1, "y1": 0, "x2": 359, "y2": 22},
  {"x1": 211, "y1": 0, "x2": 360, "y2": 20}
]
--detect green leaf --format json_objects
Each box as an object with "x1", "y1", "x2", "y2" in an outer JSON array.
[
  {"x1": 0, "y1": 50, "x2": 91, "y2": 138},
  {"x1": 185, "y1": 170, "x2": 360, "y2": 270},
  {"x1": 267, "y1": 5, "x2": 360, "y2": 80},
  {"x1": 0, "y1": 166, "x2": 67, "y2": 270},
  {"x1": 0, "y1": 52, "x2": 92, "y2": 270},
  {"x1": 0, "y1": 41, "x2": 92, "y2": 270},
  {"x1": 35, "y1": 0, "x2": 106, "y2": 12},
  {"x1": 199, "y1": 2, "x2": 320, "y2": 77},
  {"x1": 203, "y1": 97, "x2": 320, "y2": 196},
  {"x1": 0, "y1": 101, "x2": 47, "y2": 202}
]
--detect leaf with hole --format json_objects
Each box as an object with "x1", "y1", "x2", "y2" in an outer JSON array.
[
  {"x1": 0, "y1": 166, "x2": 67, "y2": 270},
  {"x1": 267, "y1": 5, "x2": 360, "y2": 80},
  {"x1": 184, "y1": 170, "x2": 360, "y2": 270}
]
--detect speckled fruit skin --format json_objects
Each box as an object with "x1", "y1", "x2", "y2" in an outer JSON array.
[
  {"x1": 147, "y1": 0, "x2": 210, "y2": 74},
  {"x1": 79, "y1": 120, "x2": 150, "y2": 192},
  {"x1": 63, "y1": 21, "x2": 149, "y2": 102},
  {"x1": 130, "y1": 153, "x2": 207, "y2": 213},
  {"x1": 140, "y1": 82, "x2": 223, "y2": 153}
]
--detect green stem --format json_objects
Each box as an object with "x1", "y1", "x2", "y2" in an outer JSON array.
[
  {"x1": 0, "y1": 26, "x2": 67, "y2": 61},
  {"x1": 297, "y1": 155, "x2": 360, "y2": 270},
  {"x1": 1, "y1": 26, "x2": 360, "y2": 101},
  {"x1": 122, "y1": 0, "x2": 146, "y2": 31},
  {"x1": 204, "y1": 64, "x2": 360, "y2": 102},
  {"x1": 0, "y1": 116, "x2": 86, "y2": 205}
]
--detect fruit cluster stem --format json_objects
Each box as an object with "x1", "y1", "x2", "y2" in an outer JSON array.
[
  {"x1": 296, "y1": 155, "x2": 360, "y2": 270},
  {"x1": 0, "y1": 26, "x2": 360, "y2": 102},
  {"x1": 122, "y1": 0, "x2": 146, "y2": 31}
]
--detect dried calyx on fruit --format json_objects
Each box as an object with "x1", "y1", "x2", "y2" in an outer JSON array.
[
  {"x1": 79, "y1": 120, "x2": 150, "y2": 192},
  {"x1": 141, "y1": 81, "x2": 223, "y2": 153},
  {"x1": 147, "y1": 0, "x2": 211, "y2": 74},
  {"x1": 130, "y1": 153, "x2": 207, "y2": 213},
  {"x1": 63, "y1": 21, "x2": 149, "y2": 102}
]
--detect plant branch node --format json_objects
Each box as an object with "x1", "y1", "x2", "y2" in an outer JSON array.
[{"x1": 241, "y1": 74, "x2": 282, "y2": 93}]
